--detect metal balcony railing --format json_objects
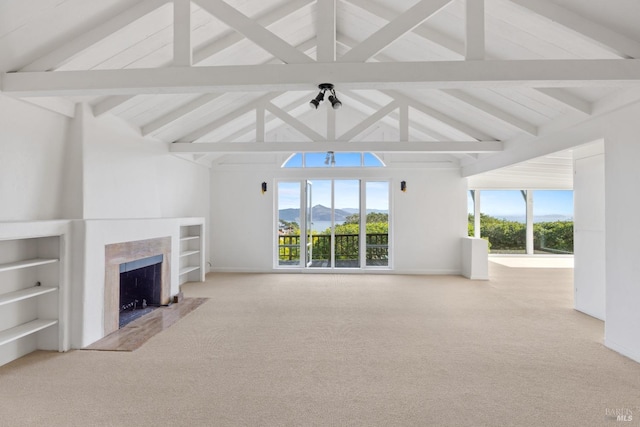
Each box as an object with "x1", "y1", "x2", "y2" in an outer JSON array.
[{"x1": 278, "y1": 233, "x2": 388, "y2": 266}]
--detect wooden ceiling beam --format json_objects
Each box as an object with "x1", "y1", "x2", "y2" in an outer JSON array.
[{"x1": 5, "y1": 59, "x2": 640, "y2": 97}]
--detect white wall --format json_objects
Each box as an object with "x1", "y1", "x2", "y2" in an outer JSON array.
[
  {"x1": 603, "y1": 103, "x2": 640, "y2": 362},
  {"x1": 209, "y1": 156, "x2": 467, "y2": 274},
  {"x1": 81, "y1": 110, "x2": 210, "y2": 220},
  {"x1": 573, "y1": 142, "x2": 605, "y2": 320},
  {"x1": 0, "y1": 96, "x2": 70, "y2": 221}
]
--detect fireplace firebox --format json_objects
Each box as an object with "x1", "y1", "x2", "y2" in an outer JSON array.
[{"x1": 119, "y1": 255, "x2": 163, "y2": 328}]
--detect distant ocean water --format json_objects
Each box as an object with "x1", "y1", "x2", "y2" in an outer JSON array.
[{"x1": 310, "y1": 220, "x2": 343, "y2": 232}]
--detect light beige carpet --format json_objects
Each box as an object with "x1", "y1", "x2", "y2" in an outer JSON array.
[{"x1": 0, "y1": 264, "x2": 639, "y2": 426}]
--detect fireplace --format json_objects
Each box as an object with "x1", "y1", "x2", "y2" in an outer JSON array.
[
  {"x1": 104, "y1": 237, "x2": 171, "y2": 336},
  {"x1": 119, "y1": 255, "x2": 163, "y2": 328}
]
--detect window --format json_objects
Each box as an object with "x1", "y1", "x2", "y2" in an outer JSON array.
[{"x1": 282, "y1": 152, "x2": 384, "y2": 168}]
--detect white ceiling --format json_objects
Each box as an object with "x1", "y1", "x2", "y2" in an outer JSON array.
[{"x1": 1, "y1": 0, "x2": 639, "y2": 182}]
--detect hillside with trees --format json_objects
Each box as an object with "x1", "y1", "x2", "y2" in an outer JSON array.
[{"x1": 469, "y1": 214, "x2": 573, "y2": 253}]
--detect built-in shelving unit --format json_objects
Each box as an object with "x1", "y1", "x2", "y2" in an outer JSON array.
[
  {"x1": 178, "y1": 221, "x2": 205, "y2": 285},
  {"x1": 0, "y1": 222, "x2": 68, "y2": 367}
]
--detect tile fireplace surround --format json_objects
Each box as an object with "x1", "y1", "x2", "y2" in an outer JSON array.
[{"x1": 104, "y1": 237, "x2": 171, "y2": 336}]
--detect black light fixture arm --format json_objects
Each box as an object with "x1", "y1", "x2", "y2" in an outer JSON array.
[{"x1": 309, "y1": 83, "x2": 342, "y2": 110}]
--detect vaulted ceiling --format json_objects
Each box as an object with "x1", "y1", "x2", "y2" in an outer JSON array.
[{"x1": 1, "y1": 0, "x2": 639, "y2": 177}]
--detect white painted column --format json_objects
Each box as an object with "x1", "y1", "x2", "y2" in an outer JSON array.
[
  {"x1": 474, "y1": 190, "x2": 481, "y2": 238},
  {"x1": 573, "y1": 142, "x2": 605, "y2": 320},
  {"x1": 604, "y1": 103, "x2": 640, "y2": 363},
  {"x1": 526, "y1": 190, "x2": 534, "y2": 254}
]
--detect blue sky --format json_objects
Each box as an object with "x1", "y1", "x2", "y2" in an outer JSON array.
[
  {"x1": 468, "y1": 190, "x2": 574, "y2": 217},
  {"x1": 278, "y1": 180, "x2": 389, "y2": 211}
]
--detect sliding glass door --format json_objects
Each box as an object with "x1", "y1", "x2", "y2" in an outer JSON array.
[{"x1": 277, "y1": 179, "x2": 389, "y2": 269}]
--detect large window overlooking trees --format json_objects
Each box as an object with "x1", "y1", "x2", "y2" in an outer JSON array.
[
  {"x1": 277, "y1": 179, "x2": 390, "y2": 269},
  {"x1": 469, "y1": 189, "x2": 574, "y2": 255}
]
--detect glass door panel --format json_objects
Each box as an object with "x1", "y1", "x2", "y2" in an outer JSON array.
[
  {"x1": 334, "y1": 180, "x2": 360, "y2": 268},
  {"x1": 305, "y1": 181, "x2": 313, "y2": 267},
  {"x1": 308, "y1": 180, "x2": 332, "y2": 268},
  {"x1": 365, "y1": 182, "x2": 389, "y2": 266},
  {"x1": 277, "y1": 182, "x2": 302, "y2": 267}
]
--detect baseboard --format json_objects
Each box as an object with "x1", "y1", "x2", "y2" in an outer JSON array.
[
  {"x1": 605, "y1": 339, "x2": 640, "y2": 364},
  {"x1": 209, "y1": 267, "x2": 462, "y2": 275},
  {"x1": 574, "y1": 306, "x2": 605, "y2": 321}
]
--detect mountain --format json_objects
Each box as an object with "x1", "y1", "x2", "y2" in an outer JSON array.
[
  {"x1": 278, "y1": 205, "x2": 354, "y2": 222},
  {"x1": 342, "y1": 208, "x2": 389, "y2": 215}
]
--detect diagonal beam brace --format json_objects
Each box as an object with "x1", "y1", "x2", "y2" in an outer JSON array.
[
  {"x1": 338, "y1": 101, "x2": 399, "y2": 141},
  {"x1": 91, "y1": 0, "x2": 313, "y2": 117},
  {"x1": 340, "y1": 0, "x2": 452, "y2": 62},
  {"x1": 265, "y1": 103, "x2": 325, "y2": 141},
  {"x1": 344, "y1": 0, "x2": 597, "y2": 113},
  {"x1": 175, "y1": 93, "x2": 282, "y2": 142},
  {"x1": 193, "y1": 0, "x2": 312, "y2": 64},
  {"x1": 386, "y1": 90, "x2": 496, "y2": 141},
  {"x1": 142, "y1": 93, "x2": 222, "y2": 135},
  {"x1": 442, "y1": 89, "x2": 538, "y2": 135}
]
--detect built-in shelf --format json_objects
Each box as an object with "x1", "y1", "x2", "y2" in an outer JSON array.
[
  {"x1": 179, "y1": 266, "x2": 200, "y2": 276},
  {"x1": 0, "y1": 319, "x2": 58, "y2": 347},
  {"x1": 0, "y1": 258, "x2": 58, "y2": 273},
  {"x1": 179, "y1": 222, "x2": 205, "y2": 284},
  {"x1": 0, "y1": 228, "x2": 66, "y2": 367},
  {"x1": 0, "y1": 286, "x2": 57, "y2": 307},
  {"x1": 180, "y1": 250, "x2": 200, "y2": 258}
]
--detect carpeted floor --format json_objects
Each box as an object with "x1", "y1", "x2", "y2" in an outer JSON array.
[{"x1": 0, "y1": 262, "x2": 638, "y2": 426}]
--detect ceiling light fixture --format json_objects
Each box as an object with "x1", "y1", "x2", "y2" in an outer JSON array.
[
  {"x1": 309, "y1": 83, "x2": 342, "y2": 110},
  {"x1": 324, "y1": 151, "x2": 335, "y2": 166}
]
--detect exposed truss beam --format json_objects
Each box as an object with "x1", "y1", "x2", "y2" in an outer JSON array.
[
  {"x1": 316, "y1": 0, "x2": 336, "y2": 62},
  {"x1": 193, "y1": 0, "x2": 312, "y2": 64},
  {"x1": 19, "y1": 0, "x2": 170, "y2": 72},
  {"x1": 510, "y1": 0, "x2": 640, "y2": 59},
  {"x1": 176, "y1": 93, "x2": 281, "y2": 142},
  {"x1": 441, "y1": 89, "x2": 538, "y2": 135},
  {"x1": 6, "y1": 59, "x2": 640, "y2": 97},
  {"x1": 170, "y1": 140, "x2": 504, "y2": 153},
  {"x1": 535, "y1": 88, "x2": 592, "y2": 115},
  {"x1": 265, "y1": 103, "x2": 325, "y2": 141},
  {"x1": 173, "y1": 0, "x2": 192, "y2": 66},
  {"x1": 346, "y1": 0, "x2": 464, "y2": 57},
  {"x1": 142, "y1": 93, "x2": 222, "y2": 135},
  {"x1": 399, "y1": 103, "x2": 409, "y2": 141},
  {"x1": 343, "y1": 0, "x2": 594, "y2": 116},
  {"x1": 465, "y1": 0, "x2": 485, "y2": 60},
  {"x1": 217, "y1": 92, "x2": 312, "y2": 142},
  {"x1": 340, "y1": 0, "x2": 452, "y2": 62},
  {"x1": 193, "y1": 0, "x2": 313, "y2": 63},
  {"x1": 92, "y1": 0, "x2": 313, "y2": 117},
  {"x1": 340, "y1": 89, "x2": 450, "y2": 142},
  {"x1": 386, "y1": 90, "x2": 496, "y2": 141},
  {"x1": 256, "y1": 103, "x2": 265, "y2": 142},
  {"x1": 338, "y1": 101, "x2": 399, "y2": 141}
]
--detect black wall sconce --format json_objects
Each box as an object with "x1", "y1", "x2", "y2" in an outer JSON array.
[
  {"x1": 400, "y1": 181, "x2": 407, "y2": 192},
  {"x1": 261, "y1": 182, "x2": 267, "y2": 194}
]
